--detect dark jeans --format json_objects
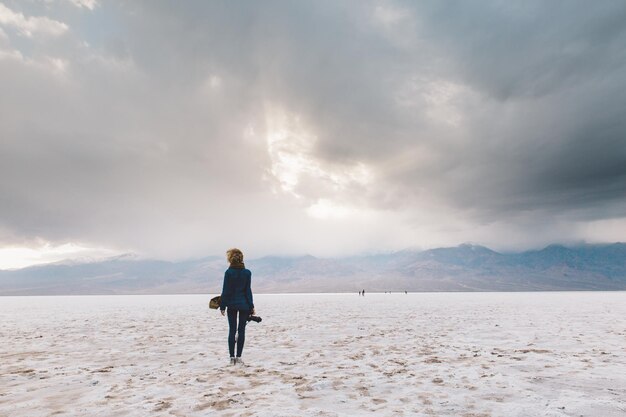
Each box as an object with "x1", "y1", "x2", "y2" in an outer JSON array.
[{"x1": 227, "y1": 308, "x2": 250, "y2": 357}]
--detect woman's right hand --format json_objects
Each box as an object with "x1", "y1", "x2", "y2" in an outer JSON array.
[{"x1": 251, "y1": 308, "x2": 256, "y2": 315}]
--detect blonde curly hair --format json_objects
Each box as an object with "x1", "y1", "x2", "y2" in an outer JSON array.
[{"x1": 226, "y1": 248, "x2": 244, "y2": 265}]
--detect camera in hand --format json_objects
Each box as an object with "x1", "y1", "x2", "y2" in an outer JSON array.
[{"x1": 247, "y1": 315, "x2": 262, "y2": 323}]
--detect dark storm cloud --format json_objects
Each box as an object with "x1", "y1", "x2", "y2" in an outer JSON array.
[
  {"x1": 390, "y1": 1, "x2": 626, "y2": 218},
  {"x1": 1, "y1": 0, "x2": 625, "y2": 259}
]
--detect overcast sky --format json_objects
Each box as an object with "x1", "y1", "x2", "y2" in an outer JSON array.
[{"x1": 1, "y1": 1, "x2": 626, "y2": 267}]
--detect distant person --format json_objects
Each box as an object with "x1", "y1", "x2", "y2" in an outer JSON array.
[
  {"x1": 220, "y1": 248, "x2": 255, "y2": 365},
  {"x1": 362, "y1": 289, "x2": 365, "y2": 296}
]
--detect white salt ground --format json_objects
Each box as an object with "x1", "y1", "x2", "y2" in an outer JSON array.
[{"x1": 1, "y1": 292, "x2": 625, "y2": 417}]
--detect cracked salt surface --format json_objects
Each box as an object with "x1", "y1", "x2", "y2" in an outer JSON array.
[{"x1": 1, "y1": 292, "x2": 625, "y2": 416}]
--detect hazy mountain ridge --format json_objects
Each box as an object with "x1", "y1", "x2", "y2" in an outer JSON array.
[{"x1": 1, "y1": 244, "x2": 625, "y2": 295}]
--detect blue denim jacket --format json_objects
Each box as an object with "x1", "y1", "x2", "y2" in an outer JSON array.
[{"x1": 220, "y1": 267, "x2": 254, "y2": 311}]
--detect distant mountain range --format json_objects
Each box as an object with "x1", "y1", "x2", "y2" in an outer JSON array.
[{"x1": 1, "y1": 243, "x2": 626, "y2": 295}]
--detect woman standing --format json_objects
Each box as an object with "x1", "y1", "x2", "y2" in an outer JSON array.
[{"x1": 220, "y1": 248, "x2": 255, "y2": 365}]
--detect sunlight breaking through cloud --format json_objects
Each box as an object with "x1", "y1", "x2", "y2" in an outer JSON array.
[{"x1": 263, "y1": 106, "x2": 372, "y2": 200}]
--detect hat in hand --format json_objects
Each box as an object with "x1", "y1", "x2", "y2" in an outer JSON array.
[{"x1": 209, "y1": 295, "x2": 221, "y2": 309}]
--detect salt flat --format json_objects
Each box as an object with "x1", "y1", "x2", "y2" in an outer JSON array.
[{"x1": 1, "y1": 292, "x2": 625, "y2": 417}]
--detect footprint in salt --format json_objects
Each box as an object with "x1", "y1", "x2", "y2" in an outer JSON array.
[
  {"x1": 331, "y1": 377, "x2": 346, "y2": 390},
  {"x1": 418, "y1": 393, "x2": 433, "y2": 405},
  {"x1": 356, "y1": 384, "x2": 370, "y2": 397},
  {"x1": 153, "y1": 399, "x2": 172, "y2": 411}
]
